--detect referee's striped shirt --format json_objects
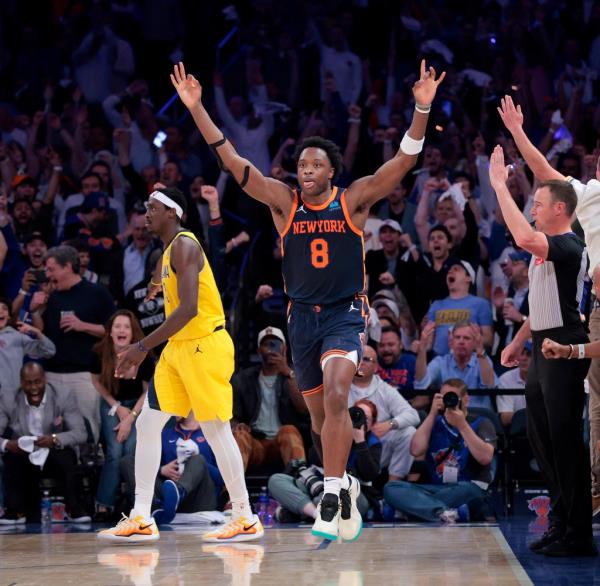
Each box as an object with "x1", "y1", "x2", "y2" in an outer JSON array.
[{"x1": 528, "y1": 233, "x2": 587, "y2": 332}]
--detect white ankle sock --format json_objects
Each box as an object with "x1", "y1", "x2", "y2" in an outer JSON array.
[{"x1": 324, "y1": 477, "x2": 343, "y2": 497}]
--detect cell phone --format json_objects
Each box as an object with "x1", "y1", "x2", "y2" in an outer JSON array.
[
  {"x1": 153, "y1": 130, "x2": 167, "y2": 149},
  {"x1": 30, "y1": 269, "x2": 48, "y2": 284},
  {"x1": 265, "y1": 339, "x2": 283, "y2": 354}
]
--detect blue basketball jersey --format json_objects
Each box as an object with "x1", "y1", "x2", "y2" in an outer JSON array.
[{"x1": 281, "y1": 186, "x2": 366, "y2": 304}]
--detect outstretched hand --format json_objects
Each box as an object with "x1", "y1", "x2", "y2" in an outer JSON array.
[
  {"x1": 497, "y1": 95, "x2": 524, "y2": 134},
  {"x1": 489, "y1": 145, "x2": 510, "y2": 187},
  {"x1": 412, "y1": 59, "x2": 446, "y2": 106},
  {"x1": 170, "y1": 62, "x2": 203, "y2": 110}
]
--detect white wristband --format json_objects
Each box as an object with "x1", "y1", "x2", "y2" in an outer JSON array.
[
  {"x1": 400, "y1": 133, "x2": 425, "y2": 156},
  {"x1": 108, "y1": 401, "x2": 121, "y2": 416},
  {"x1": 578, "y1": 344, "x2": 586, "y2": 359},
  {"x1": 415, "y1": 104, "x2": 431, "y2": 114}
]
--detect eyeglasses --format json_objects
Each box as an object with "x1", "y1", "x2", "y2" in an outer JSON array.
[{"x1": 361, "y1": 357, "x2": 377, "y2": 363}]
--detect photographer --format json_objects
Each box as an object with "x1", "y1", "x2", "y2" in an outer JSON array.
[
  {"x1": 268, "y1": 399, "x2": 381, "y2": 522},
  {"x1": 231, "y1": 327, "x2": 309, "y2": 473},
  {"x1": 383, "y1": 379, "x2": 496, "y2": 522}
]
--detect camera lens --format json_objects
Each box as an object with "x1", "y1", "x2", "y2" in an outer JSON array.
[
  {"x1": 299, "y1": 467, "x2": 324, "y2": 498},
  {"x1": 442, "y1": 391, "x2": 460, "y2": 409},
  {"x1": 349, "y1": 406, "x2": 367, "y2": 429}
]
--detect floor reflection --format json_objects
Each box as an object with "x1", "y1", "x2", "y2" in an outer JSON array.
[{"x1": 97, "y1": 547, "x2": 160, "y2": 586}]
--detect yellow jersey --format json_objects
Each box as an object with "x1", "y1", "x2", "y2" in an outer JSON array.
[{"x1": 160, "y1": 231, "x2": 225, "y2": 341}]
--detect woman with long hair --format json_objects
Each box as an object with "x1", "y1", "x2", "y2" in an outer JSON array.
[{"x1": 91, "y1": 309, "x2": 153, "y2": 519}]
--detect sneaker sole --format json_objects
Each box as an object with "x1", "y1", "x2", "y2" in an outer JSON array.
[
  {"x1": 341, "y1": 517, "x2": 363, "y2": 542},
  {"x1": 202, "y1": 528, "x2": 264, "y2": 543},
  {"x1": 97, "y1": 532, "x2": 160, "y2": 544},
  {"x1": 311, "y1": 528, "x2": 338, "y2": 541}
]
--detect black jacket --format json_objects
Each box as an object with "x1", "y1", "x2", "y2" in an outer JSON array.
[{"x1": 232, "y1": 365, "x2": 309, "y2": 430}]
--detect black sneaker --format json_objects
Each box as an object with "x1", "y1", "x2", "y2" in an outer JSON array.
[
  {"x1": 541, "y1": 536, "x2": 598, "y2": 557},
  {"x1": 529, "y1": 526, "x2": 563, "y2": 552},
  {"x1": 311, "y1": 493, "x2": 340, "y2": 540}
]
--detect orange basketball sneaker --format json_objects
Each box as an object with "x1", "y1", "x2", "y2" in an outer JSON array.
[
  {"x1": 202, "y1": 514, "x2": 264, "y2": 543},
  {"x1": 97, "y1": 513, "x2": 160, "y2": 544}
]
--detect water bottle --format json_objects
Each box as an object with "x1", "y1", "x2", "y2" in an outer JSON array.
[
  {"x1": 256, "y1": 487, "x2": 273, "y2": 527},
  {"x1": 41, "y1": 490, "x2": 52, "y2": 525}
]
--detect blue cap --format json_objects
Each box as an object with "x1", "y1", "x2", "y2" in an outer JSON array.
[
  {"x1": 509, "y1": 250, "x2": 532, "y2": 264},
  {"x1": 82, "y1": 191, "x2": 109, "y2": 212}
]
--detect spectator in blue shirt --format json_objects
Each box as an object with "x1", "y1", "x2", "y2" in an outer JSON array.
[
  {"x1": 376, "y1": 327, "x2": 417, "y2": 401},
  {"x1": 121, "y1": 411, "x2": 223, "y2": 525},
  {"x1": 383, "y1": 379, "x2": 497, "y2": 522},
  {"x1": 415, "y1": 321, "x2": 496, "y2": 409},
  {"x1": 427, "y1": 260, "x2": 493, "y2": 355}
]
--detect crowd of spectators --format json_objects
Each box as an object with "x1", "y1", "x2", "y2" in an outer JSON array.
[{"x1": 0, "y1": 0, "x2": 599, "y2": 524}]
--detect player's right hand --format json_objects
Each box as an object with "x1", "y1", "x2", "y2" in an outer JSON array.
[
  {"x1": 501, "y1": 340, "x2": 523, "y2": 367},
  {"x1": 170, "y1": 62, "x2": 202, "y2": 109}
]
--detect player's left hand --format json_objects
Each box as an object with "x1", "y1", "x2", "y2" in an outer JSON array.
[
  {"x1": 115, "y1": 344, "x2": 147, "y2": 378},
  {"x1": 412, "y1": 59, "x2": 446, "y2": 106}
]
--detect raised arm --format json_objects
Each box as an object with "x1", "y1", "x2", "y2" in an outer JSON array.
[
  {"x1": 346, "y1": 60, "x2": 445, "y2": 208},
  {"x1": 171, "y1": 63, "x2": 291, "y2": 212},
  {"x1": 498, "y1": 95, "x2": 565, "y2": 181},
  {"x1": 489, "y1": 145, "x2": 549, "y2": 259}
]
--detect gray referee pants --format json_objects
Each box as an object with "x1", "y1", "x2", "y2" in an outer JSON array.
[
  {"x1": 587, "y1": 306, "x2": 600, "y2": 496},
  {"x1": 528, "y1": 328, "x2": 592, "y2": 539}
]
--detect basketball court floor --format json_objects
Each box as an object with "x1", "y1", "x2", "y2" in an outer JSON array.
[{"x1": 1, "y1": 520, "x2": 598, "y2": 585}]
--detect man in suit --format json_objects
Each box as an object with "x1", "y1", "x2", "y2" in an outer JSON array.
[{"x1": 0, "y1": 362, "x2": 89, "y2": 524}]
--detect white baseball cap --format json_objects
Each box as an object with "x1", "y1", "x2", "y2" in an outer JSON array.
[
  {"x1": 379, "y1": 219, "x2": 403, "y2": 234},
  {"x1": 257, "y1": 326, "x2": 286, "y2": 346}
]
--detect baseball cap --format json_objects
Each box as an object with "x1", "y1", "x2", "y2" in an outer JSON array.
[
  {"x1": 449, "y1": 259, "x2": 476, "y2": 282},
  {"x1": 509, "y1": 250, "x2": 532, "y2": 264},
  {"x1": 372, "y1": 289, "x2": 397, "y2": 303},
  {"x1": 372, "y1": 298, "x2": 400, "y2": 319},
  {"x1": 83, "y1": 191, "x2": 109, "y2": 212},
  {"x1": 12, "y1": 174, "x2": 36, "y2": 189},
  {"x1": 379, "y1": 219, "x2": 403, "y2": 234},
  {"x1": 24, "y1": 231, "x2": 48, "y2": 246},
  {"x1": 257, "y1": 326, "x2": 286, "y2": 346}
]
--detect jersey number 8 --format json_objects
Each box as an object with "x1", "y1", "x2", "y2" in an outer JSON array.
[{"x1": 310, "y1": 238, "x2": 329, "y2": 268}]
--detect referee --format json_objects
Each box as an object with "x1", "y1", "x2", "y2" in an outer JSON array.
[{"x1": 490, "y1": 146, "x2": 597, "y2": 558}]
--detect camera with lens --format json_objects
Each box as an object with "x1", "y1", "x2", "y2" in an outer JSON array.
[
  {"x1": 298, "y1": 465, "x2": 324, "y2": 499},
  {"x1": 442, "y1": 391, "x2": 461, "y2": 410},
  {"x1": 349, "y1": 405, "x2": 367, "y2": 429}
]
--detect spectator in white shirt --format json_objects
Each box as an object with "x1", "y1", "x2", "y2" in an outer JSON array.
[
  {"x1": 349, "y1": 345, "x2": 420, "y2": 480},
  {"x1": 496, "y1": 343, "x2": 531, "y2": 427}
]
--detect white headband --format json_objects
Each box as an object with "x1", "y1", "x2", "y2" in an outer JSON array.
[{"x1": 149, "y1": 190, "x2": 184, "y2": 219}]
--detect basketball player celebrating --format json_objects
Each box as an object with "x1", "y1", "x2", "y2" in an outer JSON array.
[
  {"x1": 171, "y1": 60, "x2": 444, "y2": 541},
  {"x1": 99, "y1": 186, "x2": 262, "y2": 543}
]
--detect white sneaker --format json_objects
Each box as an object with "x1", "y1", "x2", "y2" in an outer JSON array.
[
  {"x1": 97, "y1": 513, "x2": 160, "y2": 544},
  {"x1": 338, "y1": 476, "x2": 362, "y2": 541},
  {"x1": 311, "y1": 493, "x2": 340, "y2": 540},
  {"x1": 202, "y1": 514, "x2": 264, "y2": 542}
]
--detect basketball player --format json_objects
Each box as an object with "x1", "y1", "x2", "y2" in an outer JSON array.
[
  {"x1": 171, "y1": 61, "x2": 444, "y2": 541},
  {"x1": 99, "y1": 186, "x2": 262, "y2": 543}
]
